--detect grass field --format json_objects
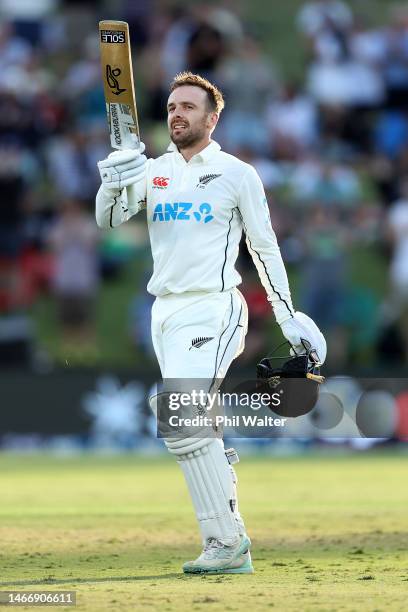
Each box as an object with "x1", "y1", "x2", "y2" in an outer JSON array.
[{"x1": 1, "y1": 451, "x2": 407, "y2": 611}]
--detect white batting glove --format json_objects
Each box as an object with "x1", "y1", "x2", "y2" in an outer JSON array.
[
  {"x1": 97, "y1": 142, "x2": 147, "y2": 189},
  {"x1": 280, "y1": 312, "x2": 327, "y2": 364}
]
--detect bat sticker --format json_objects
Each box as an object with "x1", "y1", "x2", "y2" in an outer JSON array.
[
  {"x1": 100, "y1": 29, "x2": 126, "y2": 43},
  {"x1": 106, "y1": 65, "x2": 127, "y2": 96}
]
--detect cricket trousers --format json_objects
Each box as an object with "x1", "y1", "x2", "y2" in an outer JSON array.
[
  {"x1": 150, "y1": 288, "x2": 249, "y2": 545},
  {"x1": 151, "y1": 288, "x2": 248, "y2": 380}
]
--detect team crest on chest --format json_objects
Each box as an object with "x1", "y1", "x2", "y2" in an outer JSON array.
[{"x1": 196, "y1": 173, "x2": 222, "y2": 188}]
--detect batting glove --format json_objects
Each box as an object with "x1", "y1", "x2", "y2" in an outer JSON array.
[
  {"x1": 97, "y1": 142, "x2": 147, "y2": 189},
  {"x1": 280, "y1": 312, "x2": 327, "y2": 364}
]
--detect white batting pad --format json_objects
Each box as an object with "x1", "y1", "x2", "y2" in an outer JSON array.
[{"x1": 174, "y1": 439, "x2": 243, "y2": 545}]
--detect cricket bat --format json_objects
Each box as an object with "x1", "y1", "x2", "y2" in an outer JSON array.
[{"x1": 99, "y1": 21, "x2": 141, "y2": 201}]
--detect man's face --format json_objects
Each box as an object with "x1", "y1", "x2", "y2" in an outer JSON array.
[{"x1": 167, "y1": 85, "x2": 217, "y2": 148}]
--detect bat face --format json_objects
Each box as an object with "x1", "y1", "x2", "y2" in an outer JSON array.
[{"x1": 99, "y1": 20, "x2": 140, "y2": 150}]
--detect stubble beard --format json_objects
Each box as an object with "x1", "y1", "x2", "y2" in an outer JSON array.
[{"x1": 170, "y1": 119, "x2": 207, "y2": 150}]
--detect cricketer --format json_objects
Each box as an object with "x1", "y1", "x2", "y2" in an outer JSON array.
[{"x1": 95, "y1": 72, "x2": 327, "y2": 574}]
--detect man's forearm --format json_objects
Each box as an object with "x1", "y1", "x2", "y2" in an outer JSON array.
[{"x1": 95, "y1": 184, "x2": 146, "y2": 229}]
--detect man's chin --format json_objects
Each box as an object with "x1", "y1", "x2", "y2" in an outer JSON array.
[
  {"x1": 171, "y1": 135, "x2": 191, "y2": 147},
  {"x1": 170, "y1": 131, "x2": 199, "y2": 149}
]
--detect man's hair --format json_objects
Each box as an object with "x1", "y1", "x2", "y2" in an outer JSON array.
[{"x1": 169, "y1": 71, "x2": 225, "y2": 114}]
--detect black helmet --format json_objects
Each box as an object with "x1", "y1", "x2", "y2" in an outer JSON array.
[{"x1": 256, "y1": 341, "x2": 325, "y2": 417}]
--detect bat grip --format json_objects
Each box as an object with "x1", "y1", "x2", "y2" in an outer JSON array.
[
  {"x1": 126, "y1": 184, "x2": 136, "y2": 201},
  {"x1": 121, "y1": 139, "x2": 140, "y2": 208}
]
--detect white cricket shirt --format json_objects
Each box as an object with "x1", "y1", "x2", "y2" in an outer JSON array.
[{"x1": 96, "y1": 140, "x2": 294, "y2": 324}]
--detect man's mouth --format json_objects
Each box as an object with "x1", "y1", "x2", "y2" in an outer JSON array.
[{"x1": 172, "y1": 123, "x2": 188, "y2": 130}]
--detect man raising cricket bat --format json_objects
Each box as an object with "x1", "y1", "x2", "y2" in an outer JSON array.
[{"x1": 96, "y1": 22, "x2": 327, "y2": 575}]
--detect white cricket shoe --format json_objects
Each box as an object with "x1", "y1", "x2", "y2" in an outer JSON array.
[{"x1": 183, "y1": 534, "x2": 254, "y2": 574}]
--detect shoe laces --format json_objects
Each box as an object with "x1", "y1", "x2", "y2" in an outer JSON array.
[
  {"x1": 202, "y1": 538, "x2": 234, "y2": 561},
  {"x1": 204, "y1": 538, "x2": 224, "y2": 551}
]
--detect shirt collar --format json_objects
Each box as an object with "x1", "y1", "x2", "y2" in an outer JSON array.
[{"x1": 167, "y1": 140, "x2": 221, "y2": 163}]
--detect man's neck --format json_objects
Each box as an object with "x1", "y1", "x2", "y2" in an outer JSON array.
[{"x1": 178, "y1": 138, "x2": 212, "y2": 162}]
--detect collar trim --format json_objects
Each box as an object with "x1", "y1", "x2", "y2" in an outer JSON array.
[{"x1": 167, "y1": 140, "x2": 221, "y2": 162}]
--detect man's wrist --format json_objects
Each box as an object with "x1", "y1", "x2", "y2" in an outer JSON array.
[
  {"x1": 277, "y1": 313, "x2": 294, "y2": 326},
  {"x1": 101, "y1": 184, "x2": 121, "y2": 197},
  {"x1": 271, "y1": 303, "x2": 295, "y2": 326}
]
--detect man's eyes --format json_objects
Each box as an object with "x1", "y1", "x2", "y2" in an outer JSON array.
[{"x1": 168, "y1": 105, "x2": 194, "y2": 111}]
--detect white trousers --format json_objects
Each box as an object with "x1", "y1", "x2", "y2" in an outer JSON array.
[
  {"x1": 151, "y1": 288, "x2": 249, "y2": 545},
  {"x1": 151, "y1": 288, "x2": 248, "y2": 380}
]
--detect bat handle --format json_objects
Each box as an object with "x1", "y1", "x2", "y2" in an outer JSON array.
[
  {"x1": 126, "y1": 183, "x2": 137, "y2": 206},
  {"x1": 123, "y1": 139, "x2": 141, "y2": 207}
]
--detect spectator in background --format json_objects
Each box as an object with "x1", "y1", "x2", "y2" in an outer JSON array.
[
  {"x1": 266, "y1": 82, "x2": 317, "y2": 157},
  {"x1": 45, "y1": 128, "x2": 106, "y2": 202},
  {"x1": 0, "y1": 142, "x2": 34, "y2": 366},
  {"x1": 0, "y1": 146, "x2": 26, "y2": 258},
  {"x1": 349, "y1": 16, "x2": 387, "y2": 68},
  {"x1": 383, "y1": 6, "x2": 408, "y2": 109},
  {"x1": 297, "y1": 0, "x2": 353, "y2": 37},
  {"x1": 239, "y1": 270, "x2": 271, "y2": 363},
  {"x1": 289, "y1": 153, "x2": 361, "y2": 205},
  {"x1": 386, "y1": 179, "x2": 408, "y2": 362},
  {"x1": 307, "y1": 40, "x2": 385, "y2": 110},
  {"x1": 299, "y1": 206, "x2": 348, "y2": 366},
  {"x1": 187, "y1": 21, "x2": 225, "y2": 79},
  {"x1": 160, "y1": 8, "x2": 196, "y2": 86},
  {"x1": 0, "y1": 0, "x2": 59, "y2": 45},
  {"x1": 186, "y1": 3, "x2": 241, "y2": 80},
  {"x1": 216, "y1": 35, "x2": 278, "y2": 153},
  {"x1": 48, "y1": 198, "x2": 100, "y2": 355},
  {"x1": 297, "y1": 0, "x2": 353, "y2": 62},
  {"x1": 301, "y1": 2, "x2": 385, "y2": 155},
  {"x1": 0, "y1": 22, "x2": 32, "y2": 69},
  {"x1": 129, "y1": 271, "x2": 155, "y2": 358},
  {"x1": 123, "y1": 0, "x2": 155, "y2": 51},
  {"x1": 59, "y1": 33, "x2": 105, "y2": 123},
  {"x1": 374, "y1": 109, "x2": 408, "y2": 162}
]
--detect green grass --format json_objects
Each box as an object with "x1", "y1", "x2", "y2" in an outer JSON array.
[{"x1": 1, "y1": 452, "x2": 407, "y2": 611}]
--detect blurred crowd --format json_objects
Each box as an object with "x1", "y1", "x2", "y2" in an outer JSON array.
[{"x1": 1, "y1": 0, "x2": 408, "y2": 372}]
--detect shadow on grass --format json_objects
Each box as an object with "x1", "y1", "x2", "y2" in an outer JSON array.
[{"x1": 0, "y1": 574, "x2": 183, "y2": 587}]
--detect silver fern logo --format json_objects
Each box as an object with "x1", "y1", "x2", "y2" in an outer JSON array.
[
  {"x1": 189, "y1": 336, "x2": 214, "y2": 350},
  {"x1": 196, "y1": 174, "x2": 222, "y2": 188}
]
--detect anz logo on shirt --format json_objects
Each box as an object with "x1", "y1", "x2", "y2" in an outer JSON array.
[{"x1": 152, "y1": 202, "x2": 214, "y2": 223}]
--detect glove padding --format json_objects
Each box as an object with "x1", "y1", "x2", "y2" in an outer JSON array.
[
  {"x1": 97, "y1": 143, "x2": 147, "y2": 189},
  {"x1": 280, "y1": 312, "x2": 327, "y2": 364}
]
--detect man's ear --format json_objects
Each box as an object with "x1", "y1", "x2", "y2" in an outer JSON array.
[{"x1": 207, "y1": 112, "x2": 219, "y2": 130}]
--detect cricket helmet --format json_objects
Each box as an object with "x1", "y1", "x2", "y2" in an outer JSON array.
[{"x1": 256, "y1": 341, "x2": 325, "y2": 417}]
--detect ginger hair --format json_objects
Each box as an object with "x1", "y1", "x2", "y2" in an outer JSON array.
[{"x1": 169, "y1": 71, "x2": 225, "y2": 114}]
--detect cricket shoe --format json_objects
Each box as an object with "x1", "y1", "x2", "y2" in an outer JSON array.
[{"x1": 183, "y1": 534, "x2": 254, "y2": 574}]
